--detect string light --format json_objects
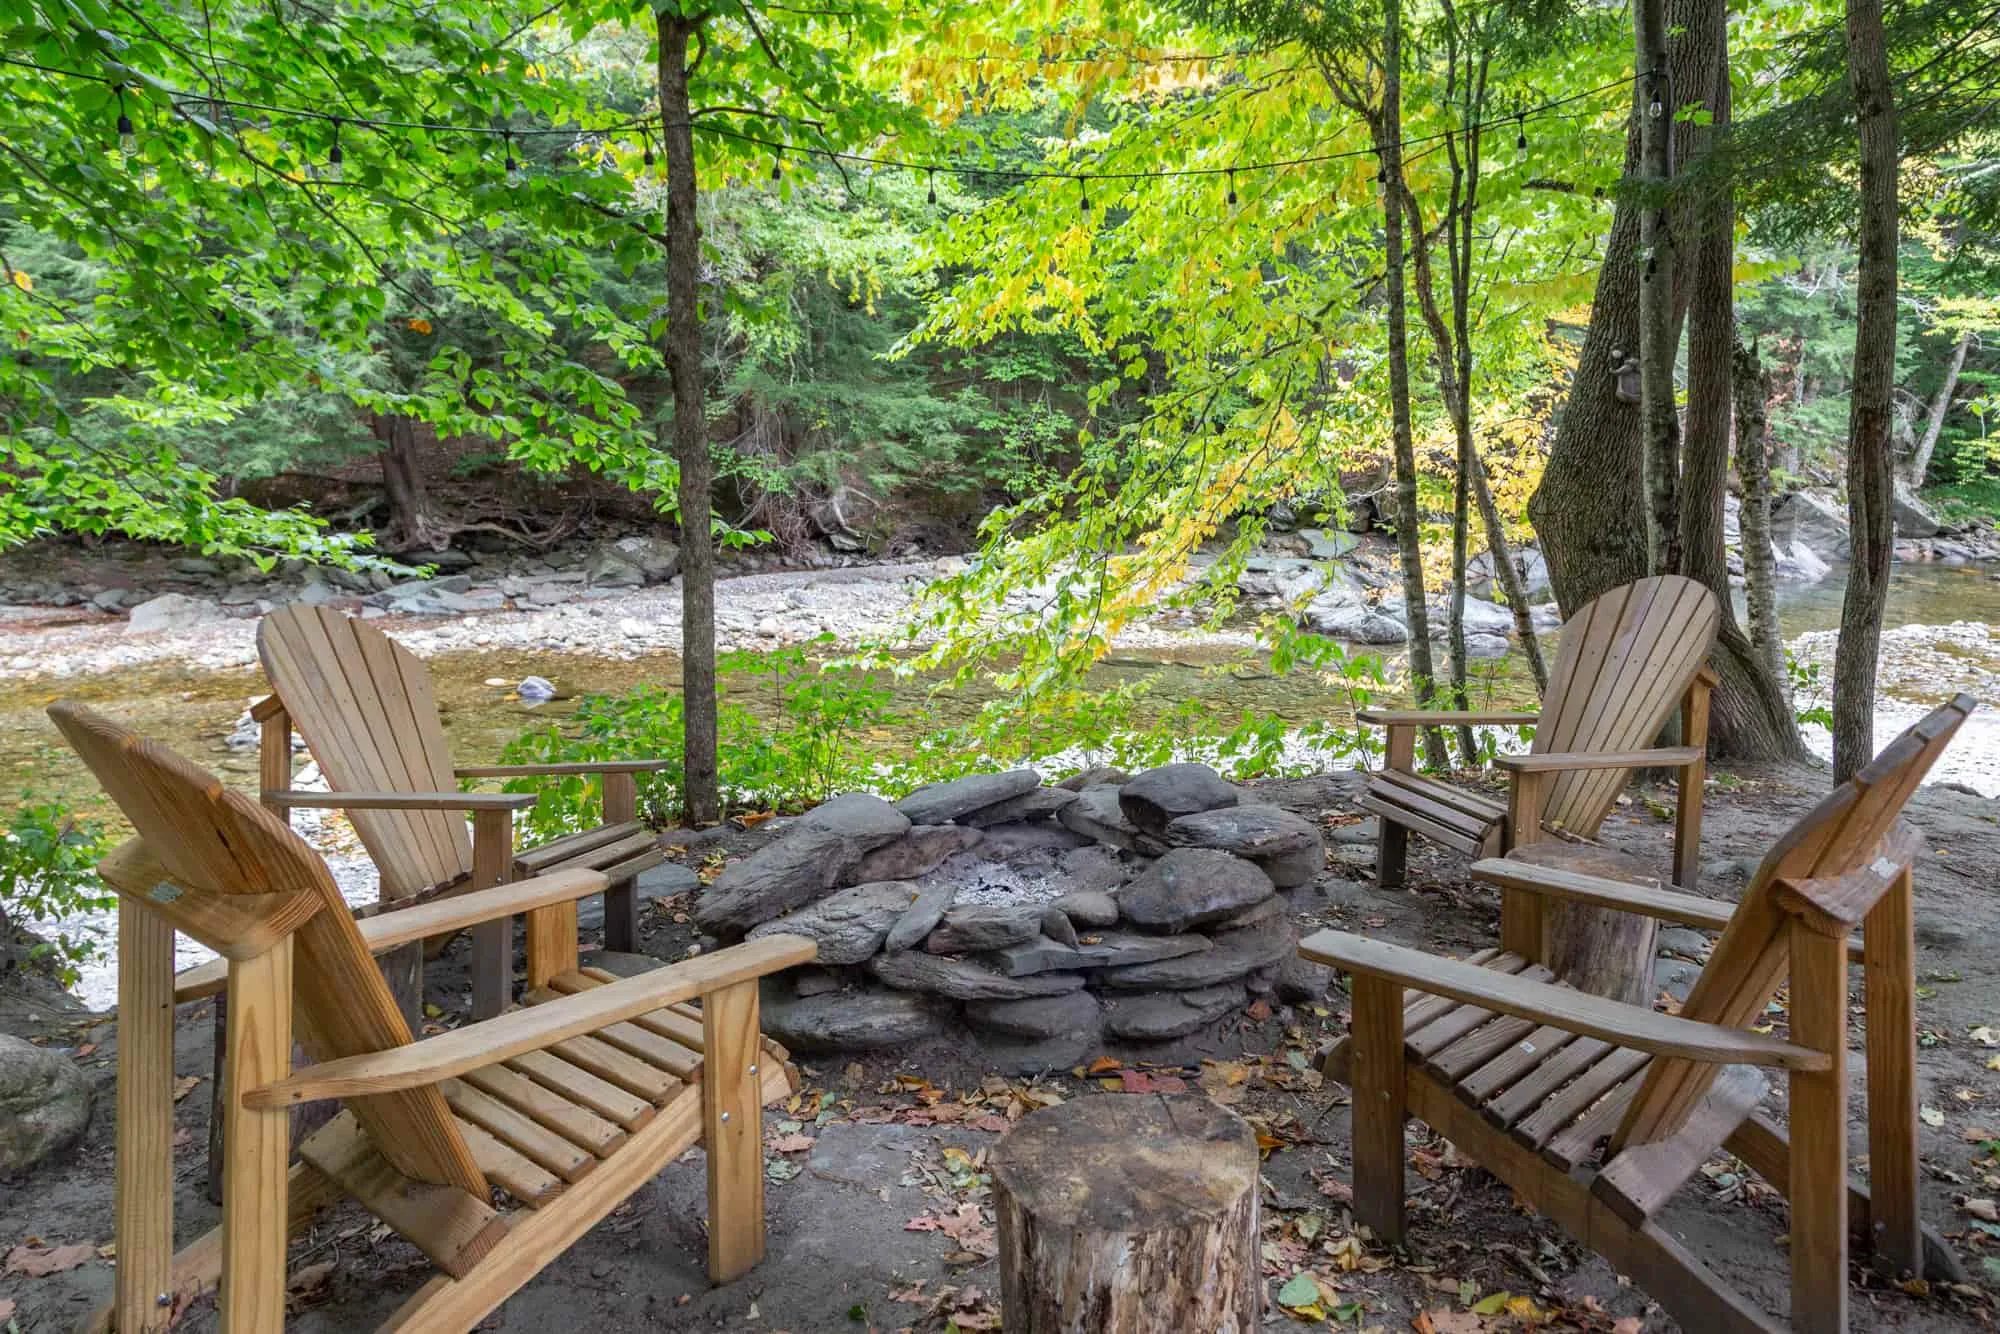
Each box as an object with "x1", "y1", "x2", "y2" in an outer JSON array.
[
  {"x1": 324, "y1": 117, "x2": 343, "y2": 184},
  {"x1": 1078, "y1": 177, "x2": 1090, "y2": 213},
  {"x1": 642, "y1": 138, "x2": 655, "y2": 169},
  {"x1": 503, "y1": 130, "x2": 521, "y2": 186},
  {"x1": 114, "y1": 85, "x2": 136, "y2": 159},
  {"x1": 1514, "y1": 110, "x2": 1527, "y2": 152},
  {"x1": 926, "y1": 167, "x2": 937, "y2": 204},
  {"x1": 1226, "y1": 168, "x2": 1237, "y2": 206},
  {"x1": 770, "y1": 147, "x2": 783, "y2": 181}
]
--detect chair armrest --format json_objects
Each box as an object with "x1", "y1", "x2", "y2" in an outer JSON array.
[
  {"x1": 244, "y1": 935, "x2": 820, "y2": 1107},
  {"x1": 1356, "y1": 709, "x2": 1541, "y2": 727},
  {"x1": 1299, "y1": 929, "x2": 1829, "y2": 1071},
  {"x1": 356, "y1": 869, "x2": 607, "y2": 952},
  {"x1": 1495, "y1": 746, "x2": 1703, "y2": 773},
  {"x1": 454, "y1": 760, "x2": 673, "y2": 778},
  {"x1": 263, "y1": 789, "x2": 539, "y2": 812}
]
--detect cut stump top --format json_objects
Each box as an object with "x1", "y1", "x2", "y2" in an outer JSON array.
[{"x1": 991, "y1": 1093, "x2": 1256, "y2": 1231}]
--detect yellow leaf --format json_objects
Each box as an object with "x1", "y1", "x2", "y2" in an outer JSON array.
[
  {"x1": 8, "y1": 270, "x2": 29, "y2": 292},
  {"x1": 407, "y1": 317, "x2": 433, "y2": 335}
]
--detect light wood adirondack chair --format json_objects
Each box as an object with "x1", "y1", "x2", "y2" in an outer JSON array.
[
  {"x1": 251, "y1": 603, "x2": 672, "y2": 1019},
  {"x1": 54, "y1": 701, "x2": 814, "y2": 1334},
  {"x1": 1307, "y1": 695, "x2": 1976, "y2": 1333},
  {"x1": 1358, "y1": 574, "x2": 1720, "y2": 891}
]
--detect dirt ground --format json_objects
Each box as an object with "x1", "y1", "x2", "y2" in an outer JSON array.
[{"x1": 5, "y1": 762, "x2": 2000, "y2": 1332}]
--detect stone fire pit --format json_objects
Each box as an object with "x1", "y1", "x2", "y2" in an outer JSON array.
[{"x1": 692, "y1": 762, "x2": 1332, "y2": 1070}]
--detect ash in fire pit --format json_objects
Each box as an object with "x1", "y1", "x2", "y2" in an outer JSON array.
[{"x1": 695, "y1": 762, "x2": 1334, "y2": 1070}]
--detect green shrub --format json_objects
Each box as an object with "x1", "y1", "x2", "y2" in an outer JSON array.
[{"x1": 0, "y1": 801, "x2": 116, "y2": 989}]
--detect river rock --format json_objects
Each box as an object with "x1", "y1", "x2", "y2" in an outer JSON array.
[
  {"x1": 1099, "y1": 916, "x2": 1295, "y2": 990},
  {"x1": 1275, "y1": 953, "x2": 1333, "y2": 1002},
  {"x1": 850, "y1": 825, "x2": 984, "y2": 883},
  {"x1": 883, "y1": 881, "x2": 958, "y2": 952},
  {"x1": 895, "y1": 769, "x2": 1042, "y2": 825},
  {"x1": 982, "y1": 1033, "x2": 1100, "y2": 1076},
  {"x1": 1895, "y1": 490, "x2": 1943, "y2": 539},
  {"x1": 965, "y1": 991, "x2": 1102, "y2": 1041},
  {"x1": 1211, "y1": 893, "x2": 1286, "y2": 932},
  {"x1": 747, "y1": 881, "x2": 921, "y2": 965},
  {"x1": 869, "y1": 951, "x2": 1086, "y2": 1000},
  {"x1": 1304, "y1": 596, "x2": 1408, "y2": 644},
  {"x1": 925, "y1": 904, "x2": 1043, "y2": 954},
  {"x1": 1040, "y1": 904, "x2": 1080, "y2": 948},
  {"x1": 761, "y1": 990, "x2": 948, "y2": 1054},
  {"x1": 1467, "y1": 547, "x2": 1552, "y2": 604},
  {"x1": 1050, "y1": 887, "x2": 1120, "y2": 927},
  {"x1": 1103, "y1": 983, "x2": 1247, "y2": 1040},
  {"x1": 1257, "y1": 842, "x2": 1324, "y2": 889},
  {"x1": 1117, "y1": 847, "x2": 1275, "y2": 933},
  {"x1": 694, "y1": 793, "x2": 909, "y2": 934},
  {"x1": 959, "y1": 786, "x2": 1078, "y2": 828},
  {"x1": 1165, "y1": 803, "x2": 1320, "y2": 860},
  {"x1": 1058, "y1": 766, "x2": 1130, "y2": 791},
  {"x1": 1058, "y1": 784, "x2": 1168, "y2": 855},
  {"x1": 588, "y1": 535, "x2": 681, "y2": 586},
  {"x1": 1119, "y1": 763, "x2": 1239, "y2": 835},
  {"x1": 0, "y1": 1035, "x2": 91, "y2": 1173},
  {"x1": 988, "y1": 929, "x2": 1211, "y2": 977},
  {"x1": 126, "y1": 592, "x2": 225, "y2": 634},
  {"x1": 1299, "y1": 527, "x2": 1360, "y2": 560},
  {"x1": 1774, "y1": 489, "x2": 1851, "y2": 560}
]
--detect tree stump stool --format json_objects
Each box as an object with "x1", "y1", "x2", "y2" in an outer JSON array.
[{"x1": 991, "y1": 1092, "x2": 1259, "y2": 1333}]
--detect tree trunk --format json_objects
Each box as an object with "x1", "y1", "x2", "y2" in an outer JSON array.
[
  {"x1": 992, "y1": 1093, "x2": 1260, "y2": 1333},
  {"x1": 1732, "y1": 337, "x2": 1788, "y2": 697},
  {"x1": 1636, "y1": 0, "x2": 1680, "y2": 574},
  {"x1": 371, "y1": 412, "x2": 437, "y2": 552},
  {"x1": 1470, "y1": 456, "x2": 1549, "y2": 693},
  {"x1": 1449, "y1": 445, "x2": 1474, "y2": 763},
  {"x1": 1833, "y1": 0, "x2": 1899, "y2": 783},
  {"x1": 1901, "y1": 330, "x2": 1970, "y2": 488},
  {"x1": 658, "y1": 15, "x2": 720, "y2": 825},
  {"x1": 1377, "y1": 0, "x2": 1447, "y2": 769}
]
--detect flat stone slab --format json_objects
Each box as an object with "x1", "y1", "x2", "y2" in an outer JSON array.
[
  {"x1": 1211, "y1": 893, "x2": 1286, "y2": 932},
  {"x1": 987, "y1": 929, "x2": 1212, "y2": 977},
  {"x1": 883, "y1": 880, "x2": 957, "y2": 952},
  {"x1": 965, "y1": 990, "x2": 1103, "y2": 1040},
  {"x1": 1103, "y1": 983, "x2": 1247, "y2": 1040},
  {"x1": 695, "y1": 793, "x2": 909, "y2": 934},
  {"x1": 961, "y1": 786, "x2": 1078, "y2": 828},
  {"x1": 1119, "y1": 762, "x2": 1239, "y2": 836},
  {"x1": 1098, "y1": 917, "x2": 1295, "y2": 990},
  {"x1": 1057, "y1": 784, "x2": 1168, "y2": 856},
  {"x1": 895, "y1": 769, "x2": 1042, "y2": 825},
  {"x1": 850, "y1": 825, "x2": 984, "y2": 884},
  {"x1": 1117, "y1": 847, "x2": 1276, "y2": 933},
  {"x1": 1165, "y1": 803, "x2": 1321, "y2": 859},
  {"x1": 1257, "y1": 842, "x2": 1324, "y2": 889},
  {"x1": 747, "y1": 880, "x2": 921, "y2": 965},
  {"x1": 1050, "y1": 888, "x2": 1119, "y2": 927},
  {"x1": 1054, "y1": 846, "x2": 1128, "y2": 896},
  {"x1": 762, "y1": 989, "x2": 949, "y2": 1054},
  {"x1": 870, "y1": 950, "x2": 1087, "y2": 1000},
  {"x1": 925, "y1": 904, "x2": 1043, "y2": 953}
]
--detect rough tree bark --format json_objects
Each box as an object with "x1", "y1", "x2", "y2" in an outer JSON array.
[
  {"x1": 370, "y1": 412, "x2": 437, "y2": 552},
  {"x1": 658, "y1": 13, "x2": 720, "y2": 825},
  {"x1": 1901, "y1": 330, "x2": 1970, "y2": 488},
  {"x1": 1833, "y1": 0, "x2": 1900, "y2": 783},
  {"x1": 1448, "y1": 447, "x2": 1475, "y2": 763},
  {"x1": 1732, "y1": 336, "x2": 1788, "y2": 697},
  {"x1": 1636, "y1": 0, "x2": 1680, "y2": 574},
  {"x1": 1675, "y1": 2, "x2": 1806, "y2": 762}
]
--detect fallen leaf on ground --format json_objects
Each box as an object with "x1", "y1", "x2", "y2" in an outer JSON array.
[
  {"x1": 5, "y1": 1242, "x2": 95, "y2": 1277},
  {"x1": 768, "y1": 1133, "x2": 815, "y2": 1153},
  {"x1": 1921, "y1": 1105, "x2": 1946, "y2": 1127},
  {"x1": 173, "y1": 1074, "x2": 202, "y2": 1101}
]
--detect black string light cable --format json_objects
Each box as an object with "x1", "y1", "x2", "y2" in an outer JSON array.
[{"x1": 4, "y1": 52, "x2": 1640, "y2": 196}]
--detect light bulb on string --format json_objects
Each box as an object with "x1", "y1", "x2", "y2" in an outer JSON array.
[
  {"x1": 1515, "y1": 110, "x2": 1527, "y2": 152},
  {"x1": 114, "y1": 85, "x2": 135, "y2": 159},
  {"x1": 770, "y1": 148, "x2": 783, "y2": 182},
  {"x1": 1226, "y1": 168, "x2": 1237, "y2": 207},
  {"x1": 503, "y1": 130, "x2": 522, "y2": 186},
  {"x1": 325, "y1": 118, "x2": 344, "y2": 184},
  {"x1": 1078, "y1": 176, "x2": 1091, "y2": 214},
  {"x1": 642, "y1": 138, "x2": 655, "y2": 169},
  {"x1": 926, "y1": 167, "x2": 937, "y2": 205}
]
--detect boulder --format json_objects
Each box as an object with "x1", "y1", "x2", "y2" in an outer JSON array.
[
  {"x1": 964, "y1": 991, "x2": 1102, "y2": 1041},
  {"x1": 761, "y1": 990, "x2": 949, "y2": 1054},
  {"x1": 1050, "y1": 887, "x2": 1120, "y2": 927},
  {"x1": 1165, "y1": 803, "x2": 1321, "y2": 860},
  {"x1": 1256, "y1": 842, "x2": 1324, "y2": 889},
  {"x1": 1211, "y1": 894, "x2": 1286, "y2": 932},
  {"x1": 1039, "y1": 905, "x2": 1080, "y2": 948},
  {"x1": 1304, "y1": 598, "x2": 1408, "y2": 644},
  {"x1": 981, "y1": 1033, "x2": 1100, "y2": 1076},
  {"x1": 1466, "y1": 547, "x2": 1553, "y2": 604},
  {"x1": 1299, "y1": 527, "x2": 1360, "y2": 561},
  {"x1": 0, "y1": 1035, "x2": 91, "y2": 1174},
  {"x1": 987, "y1": 929, "x2": 1211, "y2": 977},
  {"x1": 1119, "y1": 763, "x2": 1239, "y2": 836},
  {"x1": 1773, "y1": 490, "x2": 1850, "y2": 560},
  {"x1": 1053, "y1": 846, "x2": 1129, "y2": 897},
  {"x1": 849, "y1": 825, "x2": 984, "y2": 884},
  {"x1": 925, "y1": 904, "x2": 1043, "y2": 954},
  {"x1": 959, "y1": 786, "x2": 1078, "y2": 828},
  {"x1": 1102, "y1": 984, "x2": 1248, "y2": 1041},
  {"x1": 1058, "y1": 784, "x2": 1168, "y2": 856},
  {"x1": 588, "y1": 535, "x2": 681, "y2": 586},
  {"x1": 869, "y1": 951, "x2": 1087, "y2": 1001},
  {"x1": 883, "y1": 881, "x2": 958, "y2": 953},
  {"x1": 126, "y1": 592, "x2": 225, "y2": 634},
  {"x1": 1099, "y1": 916, "x2": 1295, "y2": 990},
  {"x1": 693, "y1": 793, "x2": 909, "y2": 934},
  {"x1": 895, "y1": 770, "x2": 1042, "y2": 825},
  {"x1": 1894, "y1": 488, "x2": 1944, "y2": 539},
  {"x1": 1274, "y1": 954, "x2": 1333, "y2": 1002},
  {"x1": 1117, "y1": 847, "x2": 1275, "y2": 933},
  {"x1": 1057, "y1": 766, "x2": 1131, "y2": 791},
  {"x1": 747, "y1": 881, "x2": 922, "y2": 965}
]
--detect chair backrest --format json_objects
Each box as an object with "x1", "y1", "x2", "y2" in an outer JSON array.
[
  {"x1": 1612, "y1": 694, "x2": 1974, "y2": 1150},
  {"x1": 1534, "y1": 575, "x2": 1721, "y2": 837},
  {"x1": 258, "y1": 604, "x2": 473, "y2": 897},
  {"x1": 50, "y1": 701, "x2": 486, "y2": 1194}
]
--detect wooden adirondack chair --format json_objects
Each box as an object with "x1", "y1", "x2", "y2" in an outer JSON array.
[
  {"x1": 54, "y1": 701, "x2": 815, "y2": 1334},
  {"x1": 1306, "y1": 695, "x2": 1976, "y2": 1333},
  {"x1": 1358, "y1": 574, "x2": 1720, "y2": 891},
  {"x1": 252, "y1": 603, "x2": 671, "y2": 1019}
]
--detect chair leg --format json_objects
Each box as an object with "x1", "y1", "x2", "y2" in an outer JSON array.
[
  {"x1": 470, "y1": 808, "x2": 512, "y2": 1021},
  {"x1": 602, "y1": 773, "x2": 640, "y2": 953},
  {"x1": 1348, "y1": 973, "x2": 1407, "y2": 1245},
  {"x1": 1787, "y1": 924, "x2": 1849, "y2": 1334},
  {"x1": 220, "y1": 941, "x2": 294, "y2": 1334},
  {"x1": 702, "y1": 980, "x2": 766, "y2": 1283},
  {"x1": 1376, "y1": 818, "x2": 1409, "y2": 889},
  {"x1": 1864, "y1": 867, "x2": 1923, "y2": 1278},
  {"x1": 117, "y1": 901, "x2": 177, "y2": 1334}
]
